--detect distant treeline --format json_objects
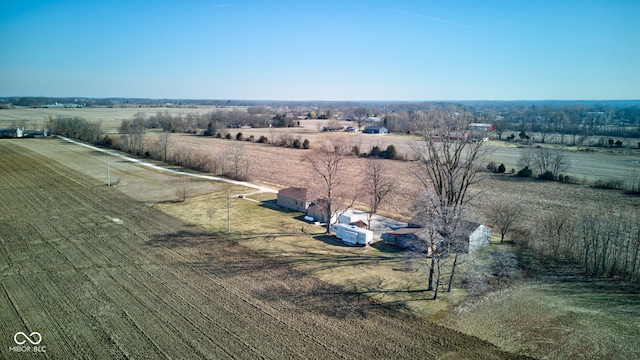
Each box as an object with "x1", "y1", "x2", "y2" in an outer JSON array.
[{"x1": 17, "y1": 97, "x2": 640, "y2": 144}]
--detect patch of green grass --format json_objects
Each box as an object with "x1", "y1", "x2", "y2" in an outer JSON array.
[{"x1": 443, "y1": 282, "x2": 640, "y2": 359}]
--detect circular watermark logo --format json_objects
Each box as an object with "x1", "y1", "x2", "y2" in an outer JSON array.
[{"x1": 10, "y1": 332, "x2": 46, "y2": 353}]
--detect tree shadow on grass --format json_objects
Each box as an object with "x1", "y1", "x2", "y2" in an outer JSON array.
[
  {"x1": 145, "y1": 229, "x2": 219, "y2": 249},
  {"x1": 313, "y1": 234, "x2": 354, "y2": 248},
  {"x1": 258, "y1": 199, "x2": 301, "y2": 213},
  {"x1": 370, "y1": 239, "x2": 403, "y2": 254},
  {"x1": 143, "y1": 227, "x2": 427, "y2": 321}
]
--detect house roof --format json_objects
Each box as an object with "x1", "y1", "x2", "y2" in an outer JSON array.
[{"x1": 278, "y1": 187, "x2": 310, "y2": 202}]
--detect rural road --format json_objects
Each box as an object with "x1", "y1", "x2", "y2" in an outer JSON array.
[{"x1": 59, "y1": 136, "x2": 278, "y2": 194}]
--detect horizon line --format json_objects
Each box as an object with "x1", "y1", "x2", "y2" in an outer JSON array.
[{"x1": 2, "y1": 96, "x2": 639, "y2": 103}]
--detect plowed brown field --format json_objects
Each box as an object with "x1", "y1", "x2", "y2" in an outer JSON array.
[{"x1": 0, "y1": 141, "x2": 523, "y2": 359}]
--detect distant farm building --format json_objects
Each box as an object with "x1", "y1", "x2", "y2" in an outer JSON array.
[
  {"x1": 468, "y1": 123, "x2": 496, "y2": 131},
  {"x1": 0, "y1": 128, "x2": 23, "y2": 138},
  {"x1": 363, "y1": 126, "x2": 388, "y2": 134}
]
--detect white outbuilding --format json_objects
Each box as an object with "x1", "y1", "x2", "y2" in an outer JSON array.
[{"x1": 331, "y1": 223, "x2": 373, "y2": 246}]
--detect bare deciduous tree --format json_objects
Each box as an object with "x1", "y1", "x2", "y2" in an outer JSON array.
[
  {"x1": 158, "y1": 131, "x2": 172, "y2": 162},
  {"x1": 218, "y1": 145, "x2": 229, "y2": 176},
  {"x1": 363, "y1": 157, "x2": 395, "y2": 229},
  {"x1": 410, "y1": 109, "x2": 491, "y2": 299},
  {"x1": 410, "y1": 109, "x2": 491, "y2": 211},
  {"x1": 305, "y1": 136, "x2": 350, "y2": 233},
  {"x1": 517, "y1": 149, "x2": 535, "y2": 169},
  {"x1": 486, "y1": 203, "x2": 523, "y2": 243},
  {"x1": 175, "y1": 177, "x2": 191, "y2": 202},
  {"x1": 228, "y1": 142, "x2": 247, "y2": 180},
  {"x1": 119, "y1": 118, "x2": 146, "y2": 156},
  {"x1": 533, "y1": 148, "x2": 570, "y2": 178}
]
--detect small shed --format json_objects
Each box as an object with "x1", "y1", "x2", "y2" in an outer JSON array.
[
  {"x1": 338, "y1": 210, "x2": 368, "y2": 225},
  {"x1": 363, "y1": 126, "x2": 388, "y2": 134}
]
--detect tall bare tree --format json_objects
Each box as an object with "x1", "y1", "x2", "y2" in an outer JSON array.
[
  {"x1": 119, "y1": 118, "x2": 146, "y2": 155},
  {"x1": 410, "y1": 109, "x2": 491, "y2": 211},
  {"x1": 363, "y1": 157, "x2": 395, "y2": 229},
  {"x1": 305, "y1": 136, "x2": 350, "y2": 233},
  {"x1": 353, "y1": 107, "x2": 369, "y2": 130},
  {"x1": 228, "y1": 142, "x2": 247, "y2": 180},
  {"x1": 410, "y1": 109, "x2": 491, "y2": 298},
  {"x1": 411, "y1": 194, "x2": 470, "y2": 299},
  {"x1": 157, "y1": 131, "x2": 172, "y2": 162}
]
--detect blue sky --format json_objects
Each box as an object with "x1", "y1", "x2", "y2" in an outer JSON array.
[{"x1": 1, "y1": 0, "x2": 638, "y2": 100}]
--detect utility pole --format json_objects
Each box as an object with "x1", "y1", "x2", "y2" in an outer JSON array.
[{"x1": 107, "y1": 155, "x2": 111, "y2": 186}]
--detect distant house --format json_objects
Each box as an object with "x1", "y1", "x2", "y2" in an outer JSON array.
[
  {"x1": 365, "y1": 116, "x2": 381, "y2": 123},
  {"x1": 363, "y1": 126, "x2": 388, "y2": 134},
  {"x1": 277, "y1": 187, "x2": 316, "y2": 212},
  {"x1": 387, "y1": 212, "x2": 490, "y2": 255},
  {"x1": 468, "y1": 123, "x2": 496, "y2": 131}
]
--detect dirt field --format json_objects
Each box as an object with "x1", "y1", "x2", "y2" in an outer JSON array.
[{"x1": 0, "y1": 140, "x2": 520, "y2": 359}]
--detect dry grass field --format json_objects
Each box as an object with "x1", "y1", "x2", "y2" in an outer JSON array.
[
  {"x1": 0, "y1": 140, "x2": 520, "y2": 359},
  {"x1": 0, "y1": 105, "x2": 235, "y2": 133}
]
